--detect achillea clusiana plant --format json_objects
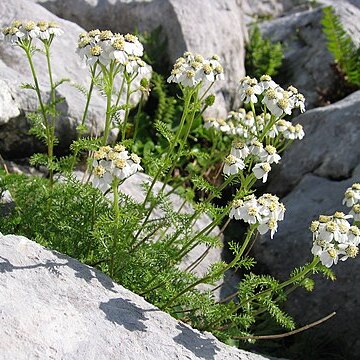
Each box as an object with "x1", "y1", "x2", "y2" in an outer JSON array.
[{"x1": 1, "y1": 20, "x2": 358, "y2": 348}]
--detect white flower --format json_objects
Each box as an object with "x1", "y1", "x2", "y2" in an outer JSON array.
[
  {"x1": 23, "y1": 21, "x2": 40, "y2": 39},
  {"x1": 128, "y1": 153, "x2": 143, "y2": 174},
  {"x1": 319, "y1": 245, "x2": 340, "y2": 268},
  {"x1": 48, "y1": 21, "x2": 64, "y2": 37},
  {"x1": 92, "y1": 145, "x2": 141, "y2": 189},
  {"x1": 230, "y1": 140, "x2": 250, "y2": 159},
  {"x1": 167, "y1": 52, "x2": 223, "y2": 88},
  {"x1": 248, "y1": 140, "x2": 266, "y2": 157},
  {"x1": 350, "y1": 204, "x2": 360, "y2": 221},
  {"x1": 179, "y1": 69, "x2": 199, "y2": 87},
  {"x1": 2, "y1": 24, "x2": 25, "y2": 44},
  {"x1": 260, "y1": 145, "x2": 281, "y2": 164},
  {"x1": 348, "y1": 226, "x2": 360, "y2": 246},
  {"x1": 293, "y1": 93, "x2": 306, "y2": 113},
  {"x1": 124, "y1": 33, "x2": 144, "y2": 56},
  {"x1": 262, "y1": 87, "x2": 283, "y2": 114},
  {"x1": 310, "y1": 212, "x2": 360, "y2": 267},
  {"x1": 258, "y1": 74, "x2": 278, "y2": 92},
  {"x1": 216, "y1": 118, "x2": 231, "y2": 133},
  {"x1": 87, "y1": 44, "x2": 110, "y2": 66},
  {"x1": 263, "y1": 89, "x2": 294, "y2": 118},
  {"x1": 233, "y1": 195, "x2": 261, "y2": 224},
  {"x1": 340, "y1": 243, "x2": 359, "y2": 262},
  {"x1": 258, "y1": 218, "x2": 278, "y2": 239},
  {"x1": 294, "y1": 124, "x2": 305, "y2": 140},
  {"x1": 229, "y1": 199, "x2": 245, "y2": 220},
  {"x1": 230, "y1": 193, "x2": 285, "y2": 239},
  {"x1": 343, "y1": 183, "x2": 360, "y2": 207},
  {"x1": 223, "y1": 155, "x2": 245, "y2": 175},
  {"x1": 92, "y1": 165, "x2": 113, "y2": 193},
  {"x1": 253, "y1": 162, "x2": 271, "y2": 183},
  {"x1": 238, "y1": 77, "x2": 262, "y2": 104}
]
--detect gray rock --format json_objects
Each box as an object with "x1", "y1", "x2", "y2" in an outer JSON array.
[
  {"x1": 0, "y1": 0, "x2": 149, "y2": 159},
  {"x1": 0, "y1": 233, "x2": 273, "y2": 360},
  {"x1": 34, "y1": 0, "x2": 246, "y2": 114},
  {"x1": 267, "y1": 90, "x2": 360, "y2": 196},
  {"x1": 260, "y1": 1, "x2": 360, "y2": 109},
  {"x1": 252, "y1": 174, "x2": 360, "y2": 358},
  {"x1": 240, "y1": 0, "x2": 314, "y2": 24}
]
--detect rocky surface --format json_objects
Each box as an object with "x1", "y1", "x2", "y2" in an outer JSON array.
[
  {"x1": 0, "y1": 233, "x2": 273, "y2": 360},
  {"x1": 0, "y1": 0, "x2": 149, "y2": 159},
  {"x1": 260, "y1": 1, "x2": 360, "y2": 109},
  {"x1": 34, "y1": 0, "x2": 246, "y2": 116},
  {"x1": 267, "y1": 89, "x2": 360, "y2": 196},
  {"x1": 240, "y1": 0, "x2": 314, "y2": 24},
  {"x1": 253, "y1": 172, "x2": 360, "y2": 358}
]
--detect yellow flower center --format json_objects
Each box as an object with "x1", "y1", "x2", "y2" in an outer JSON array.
[
  {"x1": 100, "y1": 30, "x2": 113, "y2": 40},
  {"x1": 115, "y1": 159, "x2": 127, "y2": 169},
  {"x1": 90, "y1": 45, "x2": 102, "y2": 56},
  {"x1": 94, "y1": 165, "x2": 105, "y2": 177},
  {"x1": 346, "y1": 245, "x2": 358, "y2": 258}
]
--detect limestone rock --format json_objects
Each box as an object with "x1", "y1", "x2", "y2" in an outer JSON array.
[
  {"x1": 252, "y1": 174, "x2": 360, "y2": 358},
  {"x1": 267, "y1": 90, "x2": 360, "y2": 197},
  {"x1": 0, "y1": 233, "x2": 272, "y2": 360},
  {"x1": 259, "y1": 1, "x2": 360, "y2": 109},
  {"x1": 0, "y1": 0, "x2": 149, "y2": 159},
  {"x1": 34, "y1": 0, "x2": 246, "y2": 115},
  {"x1": 240, "y1": 0, "x2": 313, "y2": 24}
]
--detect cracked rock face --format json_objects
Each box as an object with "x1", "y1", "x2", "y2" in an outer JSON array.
[{"x1": 0, "y1": 233, "x2": 272, "y2": 360}]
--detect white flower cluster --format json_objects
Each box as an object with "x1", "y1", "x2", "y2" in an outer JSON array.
[
  {"x1": 205, "y1": 110, "x2": 305, "y2": 141},
  {"x1": 343, "y1": 183, "x2": 360, "y2": 221},
  {"x1": 310, "y1": 212, "x2": 360, "y2": 268},
  {"x1": 223, "y1": 139, "x2": 280, "y2": 183},
  {"x1": 229, "y1": 193, "x2": 285, "y2": 239},
  {"x1": 238, "y1": 75, "x2": 306, "y2": 118},
  {"x1": 167, "y1": 52, "x2": 224, "y2": 88},
  {"x1": 76, "y1": 29, "x2": 149, "y2": 75},
  {"x1": 2, "y1": 20, "x2": 63, "y2": 44},
  {"x1": 92, "y1": 144, "x2": 142, "y2": 192}
]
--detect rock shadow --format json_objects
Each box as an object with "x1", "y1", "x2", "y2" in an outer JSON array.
[
  {"x1": 0, "y1": 250, "x2": 116, "y2": 293},
  {"x1": 99, "y1": 298, "x2": 149, "y2": 332},
  {"x1": 173, "y1": 322, "x2": 220, "y2": 359},
  {"x1": 53, "y1": 252, "x2": 116, "y2": 293},
  {"x1": 0, "y1": 255, "x2": 63, "y2": 276}
]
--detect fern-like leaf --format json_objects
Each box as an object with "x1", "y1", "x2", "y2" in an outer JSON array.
[{"x1": 322, "y1": 6, "x2": 360, "y2": 86}]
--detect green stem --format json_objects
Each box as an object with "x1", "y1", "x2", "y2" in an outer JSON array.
[
  {"x1": 129, "y1": 89, "x2": 194, "y2": 246},
  {"x1": 164, "y1": 227, "x2": 256, "y2": 308},
  {"x1": 44, "y1": 43, "x2": 56, "y2": 184},
  {"x1": 121, "y1": 75, "x2": 132, "y2": 140},
  {"x1": 70, "y1": 64, "x2": 98, "y2": 171},
  {"x1": 133, "y1": 93, "x2": 143, "y2": 140},
  {"x1": 115, "y1": 76, "x2": 126, "y2": 108},
  {"x1": 209, "y1": 257, "x2": 320, "y2": 329},
  {"x1": 109, "y1": 179, "x2": 120, "y2": 277},
  {"x1": 23, "y1": 46, "x2": 51, "y2": 171}
]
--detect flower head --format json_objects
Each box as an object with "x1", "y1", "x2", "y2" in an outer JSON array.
[
  {"x1": 91, "y1": 144, "x2": 141, "y2": 192},
  {"x1": 229, "y1": 193, "x2": 285, "y2": 238},
  {"x1": 167, "y1": 51, "x2": 224, "y2": 88},
  {"x1": 310, "y1": 212, "x2": 360, "y2": 267}
]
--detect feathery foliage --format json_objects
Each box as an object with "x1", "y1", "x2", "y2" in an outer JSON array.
[
  {"x1": 245, "y1": 25, "x2": 284, "y2": 78},
  {"x1": 322, "y1": 6, "x2": 360, "y2": 87}
]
